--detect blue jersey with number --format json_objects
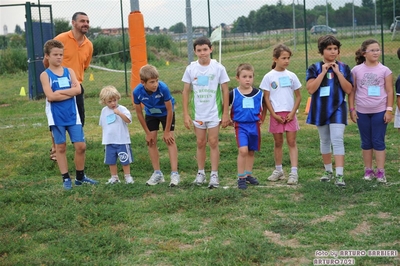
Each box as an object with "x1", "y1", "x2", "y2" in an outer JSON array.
[
  {"x1": 230, "y1": 87, "x2": 263, "y2": 122},
  {"x1": 45, "y1": 67, "x2": 80, "y2": 126},
  {"x1": 306, "y1": 61, "x2": 353, "y2": 126},
  {"x1": 133, "y1": 80, "x2": 175, "y2": 117}
]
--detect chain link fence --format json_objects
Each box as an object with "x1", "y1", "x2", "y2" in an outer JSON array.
[{"x1": 2, "y1": 0, "x2": 399, "y2": 102}]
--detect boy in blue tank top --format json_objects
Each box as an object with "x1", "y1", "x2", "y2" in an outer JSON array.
[
  {"x1": 40, "y1": 39, "x2": 98, "y2": 190},
  {"x1": 229, "y1": 63, "x2": 267, "y2": 189}
]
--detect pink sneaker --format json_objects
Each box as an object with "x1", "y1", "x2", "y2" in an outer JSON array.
[
  {"x1": 375, "y1": 169, "x2": 387, "y2": 183},
  {"x1": 363, "y1": 169, "x2": 375, "y2": 181}
]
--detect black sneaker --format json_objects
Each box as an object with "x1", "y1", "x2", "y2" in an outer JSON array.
[
  {"x1": 238, "y1": 178, "x2": 247, "y2": 190},
  {"x1": 245, "y1": 175, "x2": 259, "y2": 185}
]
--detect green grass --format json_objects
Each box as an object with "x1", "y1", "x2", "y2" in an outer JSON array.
[{"x1": 1, "y1": 38, "x2": 400, "y2": 265}]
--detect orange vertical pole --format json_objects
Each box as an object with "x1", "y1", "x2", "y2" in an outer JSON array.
[
  {"x1": 128, "y1": 11, "x2": 147, "y2": 106},
  {"x1": 304, "y1": 96, "x2": 311, "y2": 114}
]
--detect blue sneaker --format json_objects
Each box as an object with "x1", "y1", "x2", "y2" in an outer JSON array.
[
  {"x1": 75, "y1": 175, "x2": 99, "y2": 186},
  {"x1": 63, "y1": 178, "x2": 72, "y2": 190},
  {"x1": 238, "y1": 178, "x2": 247, "y2": 190},
  {"x1": 245, "y1": 175, "x2": 259, "y2": 185}
]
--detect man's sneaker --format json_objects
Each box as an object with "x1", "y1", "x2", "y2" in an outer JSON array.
[
  {"x1": 75, "y1": 176, "x2": 99, "y2": 186},
  {"x1": 267, "y1": 170, "x2": 285, "y2": 181},
  {"x1": 246, "y1": 175, "x2": 259, "y2": 185},
  {"x1": 320, "y1": 171, "x2": 333, "y2": 182},
  {"x1": 376, "y1": 170, "x2": 387, "y2": 183},
  {"x1": 334, "y1": 175, "x2": 346, "y2": 187},
  {"x1": 363, "y1": 169, "x2": 375, "y2": 181},
  {"x1": 63, "y1": 178, "x2": 72, "y2": 190},
  {"x1": 125, "y1": 176, "x2": 134, "y2": 184},
  {"x1": 238, "y1": 178, "x2": 247, "y2": 190},
  {"x1": 146, "y1": 172, "x2": 165, "y2": 186},
  {"x1": 193, "y1": 172, "x2": 206, "y2": 186},
  {"x1": 169, "y1": 172, "x2": 180, "y2": 187},
  {"x1": 287, "y1": 173, "x2": 298, "y2": 185},
  {"x1": 106, "y1": 176, "x2": 121, "y2": 184},
  {"x1": 208, "y1": 174, "x2": 219, "y2": 188}
]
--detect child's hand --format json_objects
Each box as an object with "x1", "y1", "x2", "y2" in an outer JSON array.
[
  {"x1": 184, "y1": 114, "x2": 192, "y2": 129},
  {"x1": 113, "y1": 108, "x2": 120, "y2": 115},
  {"x1": 163, "y1": 131, "x2": 175, "y2": 145},
  {"x1": 145, "y1": 133, "x2": 155, "y2": 146},
  {"x1": 330, "y1": 63, "x2": 340, "y2": 75},
  {"x1": 221, "y1": 114, "x2": 230, "y2": 128},
  {"x1": 285, "y1": 112, "x2": 295, "y2": 123},
  {"x1": 384, "y1": 111, "x2": 392, "y2": 124},
  {"x1": 350, "y1": 110, "x2": 358, "y2": 123},
  {"x1": 274, "y1": 114, "x2": 285, "y2": 124}
]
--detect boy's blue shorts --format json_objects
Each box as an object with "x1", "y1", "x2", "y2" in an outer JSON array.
[
  {"x1": 51, "y1": 124, "x2": 85, "y2": 144},
  {"x1": 234, "y1": 122, "x2": 261, "y2": 151},
  {"x1": 104, "y1": 144, "x2": 133, "y2": 165}
]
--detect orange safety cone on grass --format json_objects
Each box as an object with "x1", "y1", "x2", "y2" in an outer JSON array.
[
  {"x1": 304, "y1": 96, "x2": 311, "y2": 114},
  {"x1": 19, "y1": 87, "x2": 26, "y2": 96}
]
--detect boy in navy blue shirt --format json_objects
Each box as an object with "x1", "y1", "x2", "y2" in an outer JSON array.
[{"x1": 133, "y1": 65, "x2": 180, "y2": 187}]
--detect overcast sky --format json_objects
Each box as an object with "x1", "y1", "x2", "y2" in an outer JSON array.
[{"x1": 1, "y1": 0, "x2": 362, "y2": 34}]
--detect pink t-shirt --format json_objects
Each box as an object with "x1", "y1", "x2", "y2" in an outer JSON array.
[{"x1": 351, "y1": 62, "x2": 392, "y2": 114}]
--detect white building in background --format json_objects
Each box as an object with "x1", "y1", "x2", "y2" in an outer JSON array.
[{"x1": 3, "y1": 25, "x2": 8, "y2": 35}]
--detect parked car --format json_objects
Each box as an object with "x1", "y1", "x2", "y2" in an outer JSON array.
[
  {"x1": 390, "y1": 22, "x2": 400, "y2": 32},
  {"x1": 310, "y1": 25, "x2": 337, "y2": 35}
]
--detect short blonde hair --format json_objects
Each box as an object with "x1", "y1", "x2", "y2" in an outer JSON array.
[
  {"x1": 140, "y1": 64, "x2": 159, "y2": 82},
  {"x1": 99, "y1": 85, "x2": 121, "y2": 104}
]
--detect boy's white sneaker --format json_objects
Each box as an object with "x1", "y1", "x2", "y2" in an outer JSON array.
[
  {"x1": 193, "y1": 172, "x2": 206, "y2": 185},
  {"x1": 125, "y1": 175, "x2": 134, "y2": 184},
  {"x1": 208, "y1": 174, "x2": 219, "y2": 188},
  {"x1": 267, "y1": 170, "x2": 285, "y2": 181},
  {"x1": 106, "y1": 176, "x2": 121, "y2": 184},
  {"x1": 169, "y1": 173, "x2": 180, "y2": 187},
  {"x1": 146, "y1": 172, "x2": 165, "y2": 186}
]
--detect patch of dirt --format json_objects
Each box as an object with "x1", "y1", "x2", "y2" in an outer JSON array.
[
  {"x1": 310, "y1": 211, "x2": 345, "y2": 225},
  {"x1": 280, "y1": 257, "x2": 310, "y2": 265},
  {"x1": 377, "y1": 212, "x2": 392, "y2": 219},
  {"x1": 263, "y1": 230, "x2": 302, "y2": 248},
  {"x1": 350, "y1": 221, "x2": 371, "y2": 237}
]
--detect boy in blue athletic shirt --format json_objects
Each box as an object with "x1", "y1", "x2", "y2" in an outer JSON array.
[
  {"x1": 40, "y1": 39, "x2": 98, "y2": 190},
  {"x1": 133, "y1": 64, "x2": 180, "y2": 187}
]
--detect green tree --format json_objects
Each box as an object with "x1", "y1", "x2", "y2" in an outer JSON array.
[
  {"x1": 54, "y1": 18, "x2": 70, "y2": 36},
  {"x1": 362, "y1": 0, "x2": 374, "y2": 9},
  {"x1": 169, "y1": 22, "x2": 185, "y2": 33},
  {"x1": 376, "y1": 0, "x2": 400, "y2": 26},
  {"x1": 14, "y1": 25, "x2": 23, "y2": 35},
  {"x1": 232, "y1": 16, "x2": 248, "y2": 33}
]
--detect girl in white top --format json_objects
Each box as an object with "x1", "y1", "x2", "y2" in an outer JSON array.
[{"x1": 260, "y1": 44, "x2": 302, "y2": 185}]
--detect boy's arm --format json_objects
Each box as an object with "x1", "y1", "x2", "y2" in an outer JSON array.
[
  {"x1": 56, "y1": 68, "x2": 81, "y2": 97},
  {"x1": 261, "y1": 92, "x2": 268, "y2": 123},
  {"x1": 162, "y1": 100, "x2": 175, "y2": 145},
  {"x1": 114, "y1": 108, "x2": 131, "y2": 124},
  {"x1": 134, "y1": 103, "x2": 155, "y2": 145},
  {"x1": 182, "y1": 83, "x2": 192, "y2": 129},
  {"x1": 40, "y1": 71, "x2": 77, "y2": 102},
  {"x1": 221, "y1": 82, "x2": 230, "y2": 128}
]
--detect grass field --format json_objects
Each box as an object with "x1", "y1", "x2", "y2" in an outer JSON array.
[{"x1": 1, "y1": 37, "x2": 399, "y2": 265}]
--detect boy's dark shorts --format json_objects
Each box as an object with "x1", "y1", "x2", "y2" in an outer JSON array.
[{"x1": 145, "y1": 113, "x2": 175, "y2": 132}]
